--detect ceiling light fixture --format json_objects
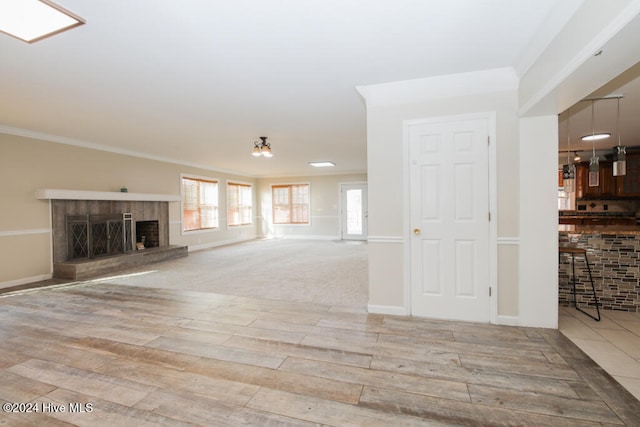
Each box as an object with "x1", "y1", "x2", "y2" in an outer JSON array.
[
  {"x1": 252, "y1": 136, "x2": 272, "y2": 158},
  {"x1": 573, "y1": 151, "x2": 581, "y2": 162},
  {"x1": 562, "y1": 107, "x2": 575, "y2": 193},
  {"x1": 612, "y1": 96, "x2": 626, "y2": 176},
  {"x1": 0, "y1": 0, "x2": 85, "y2": 43},
  {"x1": 582, "y1": 133, "x2": 611, "y2": 141},
  {"x1": 587, "y1": 100, "x2": 599, "y2": 187},
  {"x1": 580, "y1": 95, "x2": 618, "y2": 142},
  {"x1": 308, "y1": 161, "x2": 336, "y2": 168}
]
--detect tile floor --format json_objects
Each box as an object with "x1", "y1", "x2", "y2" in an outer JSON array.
[{"x1": 559, "y1": 305, "x2": 640, "y2": 401}]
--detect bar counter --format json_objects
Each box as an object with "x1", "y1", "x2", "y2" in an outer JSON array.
[
  {"x1": 559, "y1": 225, "x2": 640, "y2": 312},
  {"x1": 559, "y1": 224, "x2": 640, "y2": 235}
]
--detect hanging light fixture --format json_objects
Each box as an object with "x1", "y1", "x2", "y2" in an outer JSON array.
[
  {"x1": 581, "y1": 98, "x2": 610, "y2": 141},
  {"x1": 573, "y1": 151, "x2": 581, "y2": 162},
  {"x1": 251, "y1": 136, "x2": 273, "y2": 158},
  {"x1": 588, "y1": 100, "x2": 600, "y2": 187},
  {"x1": 612, "y1": 96, "x2": 626, "y2": 176},
  {"x1": 562, "y1": 107, "x2": 575, "y2": 193}
]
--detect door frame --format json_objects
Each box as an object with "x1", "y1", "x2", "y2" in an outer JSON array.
[
  {"x1": 339, "y1": 181, "x2": 368, "y2": 240},
  {"x1": 402, "y1": 112, "x2": 498, "y2": 323}
]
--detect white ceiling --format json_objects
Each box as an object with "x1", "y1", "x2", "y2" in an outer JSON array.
[{"x1": 0, "y1": 0, "x2": 574, "y2": 177}]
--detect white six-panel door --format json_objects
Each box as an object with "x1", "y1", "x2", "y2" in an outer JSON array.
[{"x1": 409, "y1": 117, "x2": 490, "y2": 322}]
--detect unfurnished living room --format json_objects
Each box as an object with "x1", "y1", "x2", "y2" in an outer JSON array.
[{"x1": 1, "y1": 1, "x2": 640, "y2": 426}]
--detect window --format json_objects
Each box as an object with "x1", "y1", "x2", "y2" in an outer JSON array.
[
  {"x1": 227, "y1": 182, "x2": 253, "y2": 227},
  {"x1": 182, "y1": 176, "x2": 218, "y2": 231},
  {"x1": 272, "y1": 184, "x2": 310, "y2": 224}
]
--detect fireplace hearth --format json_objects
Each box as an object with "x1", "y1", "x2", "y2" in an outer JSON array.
[
  {"x1": 51, "y1": 199, "x2": 172, "y2": 263},
  {"x1": 36, "y1": 191, "x2": 187, "y2": 280}
]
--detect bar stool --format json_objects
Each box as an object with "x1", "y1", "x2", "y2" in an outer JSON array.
[{"x1": 559, "y1": 246, "x2": 601, "y2": 321}]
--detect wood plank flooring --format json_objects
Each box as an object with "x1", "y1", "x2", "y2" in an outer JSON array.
[{"x1": 1, "y1": 281, "x2": 639, "y2": 426}]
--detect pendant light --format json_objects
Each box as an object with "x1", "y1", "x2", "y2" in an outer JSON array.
[
  {"x1": 612, "y1": 97, "x2": 626, "y2": 176},
  {"x1": 251, "y1": 136, "x2": 273, "y2": 157},
  {"x1": 588, "y1": 100, "x2": 600, "y2": 187},
  {"x1": 562, "y1": 107, "x2": 575, "y2": 193}
]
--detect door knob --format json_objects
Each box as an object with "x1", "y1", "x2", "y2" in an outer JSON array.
[{"x1": 413, "y1": 228, "x2": 421, "y2": 235}]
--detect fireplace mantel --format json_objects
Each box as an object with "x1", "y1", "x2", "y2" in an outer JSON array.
[{"x1": 35, "y1": 189, "x2": 181, "y2": 202}]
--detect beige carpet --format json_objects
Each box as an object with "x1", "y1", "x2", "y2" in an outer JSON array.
[{"x1": 92, "y1": 238, "x2": 369, "y2": 310}]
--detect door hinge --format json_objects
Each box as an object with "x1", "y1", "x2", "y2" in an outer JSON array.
[
  {"x1": 488, "y1": 212, "x2": 491, "y2": 221},
  {"x1": 489, "y1": 287, "x2": 492, "y2": 297},
  {"x1": 487, "y1": 136, "x2": 490, "y2": 145}
]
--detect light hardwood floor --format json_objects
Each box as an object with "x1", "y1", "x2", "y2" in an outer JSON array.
[{"x1": 1, "y1": 278, "x2": 639, "y2": 426}]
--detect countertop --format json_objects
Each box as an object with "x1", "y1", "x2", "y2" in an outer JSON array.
[{"x1": 559, "y1": 224, "x2": 640, "y2": 235}]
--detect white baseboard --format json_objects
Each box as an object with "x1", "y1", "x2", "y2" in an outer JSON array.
[
  {"x1": 0, "y1": 273, "x2": 52, "y2": 290},
  {"x1": 187, "y1": 236, "x2": 257, "y2": 252},
  {"x1": 264, "y1": 234, "x2": 340, "y2": 241},
  {"x1": 496, "y1": 315, "x2": 520, "y2": 326},
  {"x1": 368, "y1": 304, "x2": 409, "y2": 316}
]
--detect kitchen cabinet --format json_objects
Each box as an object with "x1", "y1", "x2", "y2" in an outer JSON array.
[
  {"x1": 577, "y1": 161, "x2": 615, "y2": 198},
  {"x1": 615, "y1": 153, "x2": 640, "y2": 197},
  {"x1": 558, "y1": 169, "x2": 564, "y2": 188},
  {"x1": 575, "y1": 163, "x2": 585, "y2": 199},
  {"x1": 570, "y1": 152, "x2": 640, "y2": 199}
]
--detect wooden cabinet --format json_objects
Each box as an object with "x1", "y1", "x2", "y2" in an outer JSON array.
[
  {"x1": 574, "y1": 155, "x2": 638, "y2": 199},
  {"x1": 577, "y1": 161, "x2": 613, "y2": 198},
  {"x1": 615, "y1": 154, "x2": 640, "y2": 197},
  {"x1": 575, "y1": 163, "x2": 585, "y2": 199},
  {"x1": 558, "y1": 169, "x2": 564, "y2": 188}
]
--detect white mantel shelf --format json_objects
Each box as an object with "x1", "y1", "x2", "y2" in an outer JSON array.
[{"x1": 35, "y1": 189, "x2": 181, "y2": 202}]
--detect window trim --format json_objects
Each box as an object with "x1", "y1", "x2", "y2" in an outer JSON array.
[
  {"x1": 271, "y1": 182, "x2": 311, "y2": 226},
  {"x1": 226, "y1": 179, "x2": 254, "y2": 229},
  {"x1": 181, "y1": 173, "x2": 220, "y2": 234}
]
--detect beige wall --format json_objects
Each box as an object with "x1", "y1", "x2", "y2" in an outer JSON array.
[
  {"x1": 518, "y1": 116, "x2": 559, "y2": 328},
  {"x1": 364, "y1": 83, "x2": 521, "y2": 317},
  {"x1": 0, "y1": 133, "x2": 258, "y2": 287},
  {"x1": 257, "y1": 173, "x2": 368, "y2": 239},
  {"x1": 0, "y1": 133, "x2": 368, "y2": 287}
]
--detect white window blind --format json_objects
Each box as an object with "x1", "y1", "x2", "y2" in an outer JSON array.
[
  {"x1": 272, "y1": 184, "x2": 309, "y2": 224},
  {"x1": 228, "y1": 182, "x2": 252, "y2": 226},
  {"x1": 182, "y1": 177, "x2": 218, "y2": 231}
]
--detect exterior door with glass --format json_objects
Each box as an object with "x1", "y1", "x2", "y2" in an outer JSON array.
[{"x1": 341, "y1": 183, "x2": 368, "y2": 240}]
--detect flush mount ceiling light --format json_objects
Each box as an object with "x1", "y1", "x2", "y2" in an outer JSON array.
[
  {"x1": 251, "y1": 136, "x2": 272, "y2": 158},
  {"x1": 0, "y1": 0, "x2": 85, "y2": 43},
  {"x1": 308, "y1": 161, "x2": 336, "y2": 168}
]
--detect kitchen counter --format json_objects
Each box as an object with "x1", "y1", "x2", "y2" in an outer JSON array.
[
  {"x1": 559, "y1": 224, "x2": 640, "y2": 235},
  {"x1": 559, "y1": 228, "x2": 640, "y2": 312}
]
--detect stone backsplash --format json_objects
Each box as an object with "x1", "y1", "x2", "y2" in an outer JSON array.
[
  {"x1": 574, "y1": 199, "x2": 640, "y2": 214},
  {"x1": 559, "y1": 232, "x2": 640, "y2": 312}
]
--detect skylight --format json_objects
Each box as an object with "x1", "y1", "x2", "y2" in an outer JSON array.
[{"x1": 0, "y1": 0, "x2": 84, "y2": 43}]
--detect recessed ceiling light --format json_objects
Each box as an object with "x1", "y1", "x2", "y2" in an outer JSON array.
[
  {"x1": 0, "y1": 0, "x2": 85, "y2": 43},
  {"x1": 309, "y1": 161, "x2": 336, "y2": 168}
]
